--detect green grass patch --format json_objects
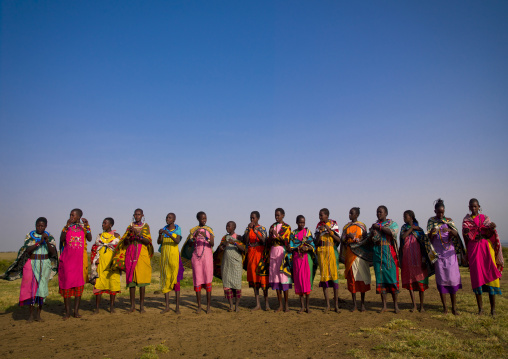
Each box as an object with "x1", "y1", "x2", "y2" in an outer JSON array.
[
  {"x1": 0, "y1": 259, "x2": 12, "y2": 273},
  {"x1": 350, "y1": 318, "x2": 504, "y2": 358}
]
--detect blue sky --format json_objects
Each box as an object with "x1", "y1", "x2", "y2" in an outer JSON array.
[{"x1": 1, "y1": 1, "x2": 507, "y2": 250}]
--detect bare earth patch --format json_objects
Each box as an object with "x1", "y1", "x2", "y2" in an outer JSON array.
[{"x1": 0, "y1": 250, "x2": 507, "y2": 358}]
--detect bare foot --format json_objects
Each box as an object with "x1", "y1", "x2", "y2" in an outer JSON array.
[
  {"x1": 110, "y1": 308, "x2": 116, "y2": 314},
  {"x1": 284, "y1": 307, "x2": 290, "y2": 313},
  {"x1": 62, "y1": 315, "x2": 70, "y2": 321},
  {"x1": 419, "y1": 307, "x2": 425, "y2": 313},
  {"x1": 305, "y1": 308, "x2": 312, "y2": 314},
  {"x1": 160, "y1": 308, "x2": 170, "y2": 314},
  {"x1": 491, "y1": 310, "x2": 496, "y2": 317},
  {"x1": 251, "y1": 305, "x2": 261, "y2": 312},
  {"x1": 196, "y1": 307, "x2": 202, "y2": 314},
  {"x1": 334, "y1": 307, "x2": 341, "y2": 313},
  {"x1": 73, "y1": 313, "x2": 82, "y2": 318},
  {"x1": 227, "y1": 307, "x2": 233, "y2": 312},
  {"x1": 235, "y1": 307, "x2": 240, "y2": 313},
  {"x1": 323, "y1": 306, "x2": 330, "y2": 313},
  {"x1": 127, "y1": 306, "x2": 136, "y2": 313},
  {"x1": 265, "y1": 304, "x2": 271, "y2": 311},
  {"x1": 360, "y1": 305, "x2": 366, "y2": 312},
  {"x1": 394, "y1": 306, "x2": 400, "y2": 314},
  {"x1": 27, "y1": 317, "x2": 34, "y2": 323},
  {"x1": 443, "y1": 308, "x2": 449, "y2": 315},
  {"x1": 274, "y1": 306, "x2": 283, "y2": 313},
  {"x1": 206, "y1": 307, "x2": 211, "y2": 314},
  {"x1": 350, "y1": 306, "x2": 357, "y2": 313},
  {"x1": 452, "y1": 309, "x2": 460, "y2": 316},
  {"x1": 378, "y1": 307, "x2": 387, "y2": 314},
  {"x1": 139, "y1": 308, "x2": 146, "y2": 314},
  {"x1": 297, "y1": 308, "x2": 305, "y2": 314},
  {"x1": 175, "y1": 309, "x2": 181, "y2": 315},
  {"x1": 35, "y1": 317, "x2": 44, "y2": 322},
  {"x1": 93, "y1": 308, "x2": 100, "y2": 315},
  {"x1": 477, "y1": 309, "x2": 484, "y2": 316}
]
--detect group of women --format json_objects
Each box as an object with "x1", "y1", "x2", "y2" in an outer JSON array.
[{"x1": 2, "y1": 198, "x2": 504, "y2": 321}]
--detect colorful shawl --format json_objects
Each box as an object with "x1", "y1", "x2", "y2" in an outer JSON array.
[
  {"x1": 213, "y1": 233, "x2": 244, "y2": 279},
  {"x1": 399, "y1": 222, "x2": 435, "y2": 276},
  {"x1": 427, "y1": 217, "x2": 466, "y2": 258},
  {"x1": 159, "y1": 224, "x2": 184, "y2": 292},
  {"x1": 181, "y1": 225, "x2": 214, "y2": 269},
  {"x1": 289, "y1": 228, "x2": 317, "y2": 279},
  {"x1": 462, "y1": 214, "x2": 504, "y2": 271},
  {"x1": 315, "y1": 219, "x2": 341, "y2": 282},
  {"x1": 158, "y1": 224, "x2": 182, "y2": 252},
  {"x1": 90, "y1": 232, "x2": 120, "y2": 285},
  {"x1": 110, "y1": 222, "x2": 154, "y2": 272},
  {"x1": 371, "y1": 219, "x2": 399, "y2": 256},
  {"x1": 243, "y1": 225, "x2": 268, "y2": 243},
  {"x1": 2, "y1": 231, "x2": 58, "y2": 281},
  {"x1": 340, "y1": 221, "x2": 373, "y2": 264},
  {"x1": 243, "y1": 224, "x2": 267, "y2": 271},
  {"x1": 257, "y1": 222, "x2": 291, "y2": 276}
]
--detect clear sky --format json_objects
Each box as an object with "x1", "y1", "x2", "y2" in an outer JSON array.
[{"x1": 1, "y1": 1, "x2": 507, "y2": 251}]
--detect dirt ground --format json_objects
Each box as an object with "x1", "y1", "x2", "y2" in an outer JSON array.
[
  {"x1": 0, "y1": 287, "x2": 478, "y2": 359},
  {"x1": 0, "y1": 251, "x2": 506, "y2": 359}
]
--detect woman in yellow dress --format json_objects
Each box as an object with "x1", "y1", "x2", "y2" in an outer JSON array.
[
  {"x1": 112, "y1": 208, "x2": 154, "y2": 313},
  {"x1": 90, "y1": 217, "x2": 121, "y2": 314},
  {"x1": 157, "y1": 212, "x2": 183, "y2": 314},
  {"x1": 315, "y1": 208, "x2": 341, "y2": 312}
]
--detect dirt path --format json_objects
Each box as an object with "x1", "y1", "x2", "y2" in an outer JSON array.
[{"x1": 0, "y1": 281, "x2": 483, "y2": 359}]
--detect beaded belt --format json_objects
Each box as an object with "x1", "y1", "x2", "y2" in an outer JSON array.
[{"x1": 30, "y1": 254, "x2": 49, "y2": 260}]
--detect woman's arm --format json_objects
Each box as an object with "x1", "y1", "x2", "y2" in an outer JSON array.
[
  {"x1": 173, "y1": 235, "x2": 182, "y2": 244},
  {"x1": 400, "y1": 227, "x2": 412, "y2": 240},
  {"x1": 157, "y1": 229, "x2": 164, "y2": 245},
  {"x1": 82, "y1": 218, "x2": 92, "y2": 242}
]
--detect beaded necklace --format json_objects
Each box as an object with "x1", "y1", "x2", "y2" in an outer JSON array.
[{"x1": 436, "y1": 218, "x2": 452, "y2": 250}]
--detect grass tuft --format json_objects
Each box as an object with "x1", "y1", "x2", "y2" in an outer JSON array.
[{"x1": 155, "y1": 344, "x2": 169, "y2": 354}]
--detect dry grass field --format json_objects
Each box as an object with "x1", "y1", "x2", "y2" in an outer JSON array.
[{"x1": 0, "y1": 249, "x2": 507, "y2": 358}]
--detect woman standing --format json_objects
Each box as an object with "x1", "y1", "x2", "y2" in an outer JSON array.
[
  {"x1": 427, "y1": 199, "x2": 465, "y2": 315},
  {"x1": 399, "y1": 210, "x2": 432, "y2": 312},
  {"x1": 268, "y1": 208, "x2": 292, "y2": 312},
  {"x1": 59, "y1": 208, "x2": 92, "y2": 319},
  {"x1": 186, "y1": 211, "x2": 214, "y2": 314},
  {"x1": 368, "y1": 206, "x2": 399, "y2": 314},
  {"x1": 2, "y1": 217, "x2": 58, "y2": 322},
  {"x1": 90, "y1": 217, "x2": 121, "y2": 314},
  {"x1": 157, "y1": 212, "x2": 183, "y2": 314},
  {"x1": 290, "y1": 215, "x2": 316, "y2": 314},
  {"x1": 218, "y1": 221, "x2": 245, "y2": 312},
  {"x1": 341, "y1": 207, "x2": 371, "y2": 312},
  {"x1": 463, "y1": 198, "x2": 504, "y2": 316},
  {"x1": 315, "y1": 208, "x2": 341, "y2": 313},
  {"x1": 112, "y1": 208, "x2": 153, "y2": 314},
  {"x1": 244, "y1": 211, "x2": 269, "y2": 311}
]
